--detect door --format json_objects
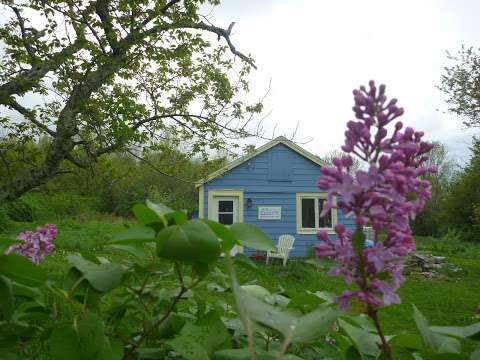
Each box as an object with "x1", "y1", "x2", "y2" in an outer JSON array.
[{"x1": 213, "y1": 196, "x2": 243, "y2": 255}]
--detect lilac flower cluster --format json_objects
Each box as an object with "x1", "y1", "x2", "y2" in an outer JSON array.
[
  {"x1": 315, "y1": 81, "x2": 436, "y2": 310},
  {"x1": 7, "y1": 224, "x2": 57, "y2": 264}
]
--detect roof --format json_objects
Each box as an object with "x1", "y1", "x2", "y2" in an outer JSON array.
[{"x1": 195, "y1": 136, "x2": 326, "y2": 187}]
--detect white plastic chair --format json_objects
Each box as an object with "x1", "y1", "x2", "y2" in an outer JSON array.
[
  {"x1": 266, "y1": 235, "x2": 295, "y2": 267},
  {"x1": 363, "y1": 226, "x2": 375, "y2": 241}
]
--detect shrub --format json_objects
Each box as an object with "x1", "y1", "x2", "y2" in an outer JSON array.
[
  {"x1": 5, "y1": 196, "x2": 40, "y2": 222},
  {"x1": 0, "y1": 205, "x2": 11, "y2": 231}
]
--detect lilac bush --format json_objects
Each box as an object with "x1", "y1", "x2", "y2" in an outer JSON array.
[
  {"x1": 7, "y1": 224, "x2": 57, "y2": 264},
  {"x1": 315, "y1": 81, "x2": 436, "y2": 355}
]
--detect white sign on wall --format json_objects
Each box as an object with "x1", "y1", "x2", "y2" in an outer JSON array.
[{"x1": 258, "y1": 206, "x2": 282, "y2": 220}]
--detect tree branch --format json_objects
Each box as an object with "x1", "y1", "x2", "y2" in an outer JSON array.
[
  {"x1": 64, "y1": 153, "x2": 89, "y2": 168},
  {"x1": 0, "y1": 36, "x2": 86, "y2": 104},
  {"x1": 126, "y1": 149, "x2": 192, "y2": 183},
  {"x1": 161, "y1": 0, "x2": 182, "y2": 14},
  {"x1": 95, "y1": 0, "x2": 118, "y2": 50},
  {"x1": 7, "y1": 100, "x2": 56, "y2": 137},
  {"x1": 188, "y1": 21, "x2": 256, "y2": 69},
  {"x1": 10, "y1": 6, "x2": 38, "y2": 61}
]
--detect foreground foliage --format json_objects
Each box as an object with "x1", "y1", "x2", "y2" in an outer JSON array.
[{"x1": 1, "y1": 201, "x2": 480, "y2": 359}]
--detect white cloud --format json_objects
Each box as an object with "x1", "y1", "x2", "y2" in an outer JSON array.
[{"x1": 209, "y1": 0, "x2": 480, "y2": 162}]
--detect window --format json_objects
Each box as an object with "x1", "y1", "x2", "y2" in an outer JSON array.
[
  {"x1": 296, "y1": 193, "x2": 336, "y2": 233},
  {"x1": 218, "y1": 200, "x2": 234, "y2": 225}
]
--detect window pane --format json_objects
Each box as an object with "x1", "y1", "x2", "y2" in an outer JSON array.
[
  {"x1": 319, "y1": 199, "x2": 332, "y2": 228},
  {"x1": 218, "y1": 200, "x2": 233, "y2": 212},
  {"x1": 218, "y1": 213, "x2": 234, "y2": 225},
  {"x1": 301, "y1": 198, "x2": 315, "y2": 228}
]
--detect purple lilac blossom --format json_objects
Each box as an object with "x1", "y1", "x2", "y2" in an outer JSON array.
[
  {"x1": 315, "y1": 81, "x2": 436, "y2": 310},
  {"x1": 6, "y1": 224, "x2": 58, "y2": 264}
]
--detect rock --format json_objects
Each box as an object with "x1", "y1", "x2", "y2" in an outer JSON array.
[{"x1": 406, "y1": 251, "x2": 449, "y2": 278}]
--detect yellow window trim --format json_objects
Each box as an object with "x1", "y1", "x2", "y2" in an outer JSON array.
[
  {"x1": 207, "y1": 189, "x2": 244, "y2": 223},
  {"x1": 296, "y1": 192, "x2": 337, "y2": 235}
]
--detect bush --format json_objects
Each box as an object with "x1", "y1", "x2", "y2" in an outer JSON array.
[
  {"x1": 5, "y1": 196, "x2": 40, "y2": 222},
  {"x1": 0, "y1": 205, "x2": 11, "y2": 231},
  {"x1": 5, "y1": 192, "x2": 101, "y2": 223}
]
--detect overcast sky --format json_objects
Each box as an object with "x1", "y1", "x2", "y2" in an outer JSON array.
[{"x1": 206, "y1": 0, "x2": 479, "y2": 162}]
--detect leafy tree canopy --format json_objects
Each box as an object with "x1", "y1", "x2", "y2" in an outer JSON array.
[
  {"x1": 440, "y1": 46, "x2": 480, "y2": 128},
  {"x1": 0, "y1": 0, "x2": 262, "y2": 201}
]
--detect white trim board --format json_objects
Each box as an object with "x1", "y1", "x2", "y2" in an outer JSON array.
[{"x1": 195, "y1": 136, "x2": 326, "y2": 188}]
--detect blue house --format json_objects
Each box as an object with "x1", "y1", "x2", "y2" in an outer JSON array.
[{"x1": 195, "y1": 136, "x2": 355, "y2": 257}]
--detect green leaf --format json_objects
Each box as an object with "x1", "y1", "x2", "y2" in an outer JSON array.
[
  {"x1": 196, "y1": 311, "x2": 230, "y2": 353},
  {"x1": 201, "y1": 219, "x2": 238, "y2": 252},
  {"x1": 0, "y1": 254, "x2": 46, "y2": 286},
  {"x1": 166, "y1": 211, "x2": 188, "y2": 225},
  {"x1": 107, "y1": 244, "x2": 148, "y2": 259},
  {"x1": 66, "y1": 255, "x2": 124, "y2": 292},
  {"x1": 110, "y1": 226, "x2": 155, "y2": 245},
  {"x1": 291, "y1": 307, "x2": 341, "y2": 342},
  {"x1": 192, "y1": 262, "x2": 211, "y2": 280},
  {"x1": 240, "y1": 285, "x2": 270, "y2": 300},
  {"x1": 49, "y1": 312, "x2": 122, "y2": 360},
  {"x1": 431, "y1": 323, "x2": 480, "y2": 339},
  {"x1": 166, "y1": 321, "x2": 222, "y2": 360},
  {"x1": 137, "y1": 347, "x2": 164, "y2": 359},
  {"x1": 471, "y1": 344, "x2": 480, "y2": 360},
  {"x1": 153, "y1": 313, "x2": 185, "y2": 340},
  {"x1": 287, "y1": 293, "x2": 323, "y2": 313},
  {"x1": 0, "y1": 275, "x2": 14, "y2": 320},
  {"x1": 413, "y1": 305, "x2": 461, "y2": 354},
  {"x1": 429, "y1": 354, "x2": 468, "y2": 360},
  {"x1": 313, "y1": 291, "x2": 336, "y2": 304},
  {"x1": 156, "y1": 219, "x2": 221, "y2": 264},
  {"x1": 233, "y1": 283, "x2": 297, "y2": 336},
  {"x1": 12, "y1": 283, "x2": 42, "y2": 300},
  {"x1": 229, "y1": 223, "x2": 275, "y2": 251},
  {"x1": 341, "y1": 314, "x2": 376, "y2": 332},
  {"x1": 0, "y1": 349, "x2": 20, "y2": 360},
  {"x1": 213, "y1": 349, "x2": 304, "y2": 360},
  {"x1": 133, "y1": 204, "x2": 164, "y2": 231},
  {"x1": 233, "y1": 253, "x2": 258, "y2": 270},
  {"x1": 338, "y1": 319, "x2": 381, "y2": 357},
  {"x1": 214, "y1": 349, "x2": 252, "y2": 360},
  {"x1": 389, "y1": 333, "x2": 424, "y2": 350},
  {"x1": 234, "y1": 283, "x2": 339, "y2": 342},
  {"x1": 146, "y1": 200, "x2": 174, "y2": 218}
]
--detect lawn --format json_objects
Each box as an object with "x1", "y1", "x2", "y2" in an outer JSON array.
[{"x1": 2, "y1": 217, "x2": 480, "y2": 357}]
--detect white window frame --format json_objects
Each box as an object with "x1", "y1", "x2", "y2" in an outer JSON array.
[{"x1": 296, "y1": 192, "x2": 337, "y2": 234}]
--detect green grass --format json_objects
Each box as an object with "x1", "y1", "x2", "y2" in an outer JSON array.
[
  {"x1": 2, "y1": 218, "x2": 480, "y2": 356},
  {"x1": 236, "y1": 257, "x2": 480, "y2": 334}
]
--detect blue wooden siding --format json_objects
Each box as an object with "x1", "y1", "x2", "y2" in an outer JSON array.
[{"x1": 201, "y1": 143, "x2": 355, "y2": 257}]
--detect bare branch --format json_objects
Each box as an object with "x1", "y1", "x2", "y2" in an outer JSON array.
[{"x1": 187, "y1": 21, "x2": 256, "y2": 69}]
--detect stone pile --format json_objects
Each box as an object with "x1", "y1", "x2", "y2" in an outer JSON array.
[{"x1": 406, "y1": 252, "x2": 447, "y2": 278}]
